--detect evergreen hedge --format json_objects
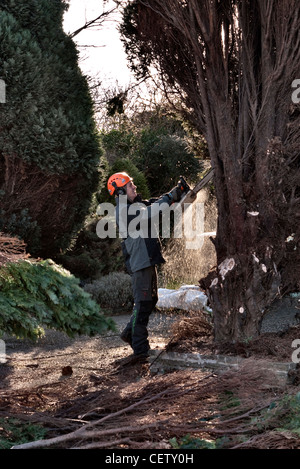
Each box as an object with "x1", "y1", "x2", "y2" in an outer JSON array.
[
  {"x1": 0, "y1": 0, "x2": 102, "y2": 257},
  {"x1": 0, "y1": 259, "x2": 116, "y2": 341}
]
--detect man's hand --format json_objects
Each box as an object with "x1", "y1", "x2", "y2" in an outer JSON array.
[
  {"x1": 178, "y1": 176, "x2": 190, "y2": 194},
  {"x1": 168, "y1": 185, "x2": 183, "y2": 202}
]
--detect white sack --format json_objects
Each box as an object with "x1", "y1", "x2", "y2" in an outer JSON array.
[{"x1": 157, "y1": 284, "x2": 209, "y2": 312}]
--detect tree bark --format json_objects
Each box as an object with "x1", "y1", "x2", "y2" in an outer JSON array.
[{"x1": 121, "y1": 0, "x2": 300, "y2": 342}]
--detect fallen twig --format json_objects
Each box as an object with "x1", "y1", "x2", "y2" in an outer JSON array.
[
  {"x1": 11, "y1": 421, "x2": 166, "y2": 450},
  {"x1": 72, "y1": 437, "x2": 134, "y2": 450},
  {"x1": 11, "y1": 371, "x2": 215, "y2": 449},
  {"x1": 11, "y1": 387, "x2": 175, "y2": 449}
]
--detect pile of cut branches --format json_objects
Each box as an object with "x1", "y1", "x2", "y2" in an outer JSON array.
[
  {"x1": 0, "y1": 232, "x2": 28, "y2": 266},
  {"x1": 8, "y1": 356, "x2": 299, "y2": 450}
]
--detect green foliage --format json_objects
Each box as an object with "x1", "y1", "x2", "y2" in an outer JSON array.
[
  {"x1": 0, "y1": 418, "x2": 47, "y2": 449},
  {"x1": 101, "y1": 128, "x2": 136, "y2": 162},
  {"x1": 84, "y1": 272, "x2": 134, "y2": 314},
  {"x1": 56, "y1": 252, "x2": 104, "y2": 281},
  {"x1": 99, "y1": 110, "x2": 203, "y2": 199},
  {"x1": 0, "y1": 0, "x2": 102, "y2": 257},
  {"x1": 120, "y1": 1, "x2": 149, "y2": 80},
  {"x1": 136, "y1": 132, "x2": 202, "y2": 195},
  {"x1": 0, "y1": 2, "x2": 100, "y2": 176},
  {"x1": 252, "y1": 393, "x2": 300, "y2": 435},
  {"x1": 170, "y1": 434, "x2": 216, "y2": 449},
  {"x1": 219, "y1": 390, "x2": 241, "y2": 410},
  {"x1": 0, "y1": 259, "x2": 116, "y2": 341},
  {"x1": 0, "y1": 209, "x2": 41, "y2": 256},
  {"x1": 55, "y1": 220, "x2": 124, "y2": 280}
]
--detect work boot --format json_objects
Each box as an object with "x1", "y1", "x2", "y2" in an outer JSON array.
[
  {"x1": 132, "y1": 351, "x2": 149, "y2": 363},
  {"x1": 114, "y1": 352, "x2": 149, "y2": 367},
  {"x1": 120, "y1": 329, "x2": 132, "y2": 346}
]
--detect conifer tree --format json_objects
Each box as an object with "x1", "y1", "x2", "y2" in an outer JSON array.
[
  {"x1": 0, "y1": 0, "x2": 102, "y2": 257},
  {"x1": 121, "y1": 0, "x2": 300, "y2": 342}
]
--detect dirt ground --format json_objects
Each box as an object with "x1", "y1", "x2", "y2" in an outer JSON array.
[{"x1": 2, "y1": 309, "x2": 300, "y2": 450}]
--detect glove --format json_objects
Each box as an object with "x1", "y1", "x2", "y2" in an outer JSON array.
[
  {"x1": 178, "y1": 176, "x2": 190, "y2": 194},
  {"x1": 168, "y1": 185, "x2": 183, "y2": 202}
]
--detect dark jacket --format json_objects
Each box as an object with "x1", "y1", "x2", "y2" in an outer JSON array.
[{"x1": 116, "y1": 193, "x2": 173, "y2": 274}]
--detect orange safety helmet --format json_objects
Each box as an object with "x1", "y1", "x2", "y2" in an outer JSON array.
[{"x1": 107, "y1": 172, "x2": 132, "y2": 196}]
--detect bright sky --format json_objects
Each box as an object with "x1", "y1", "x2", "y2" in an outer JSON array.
[{"x1": 63, "y1": 0, "x2": 132, "y2": 87}]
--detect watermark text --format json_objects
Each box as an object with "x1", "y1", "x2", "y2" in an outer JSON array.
[
  {"x1": 0, "y1": 79, "x2": 6, "y2": 103},
  {"x1": 96, "y1": 198, "x2": 208, "y2": 250},
  {"x1": 291, "y1": 79, "x2": 300, "y2": 104},
  {"x1": 0, "y1": 339, "x2": 6, "y2": 364}
]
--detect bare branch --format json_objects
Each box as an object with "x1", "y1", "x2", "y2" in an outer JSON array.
[{"x1": 69, "y1": 6, "x2": 118, "y2": 39}]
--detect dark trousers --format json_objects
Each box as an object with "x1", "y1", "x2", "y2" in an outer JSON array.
[{"x1": 121, "y1": 265, "x2": 158, "y2": 355}]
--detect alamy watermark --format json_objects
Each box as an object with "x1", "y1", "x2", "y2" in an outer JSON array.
[
  {"x1": 0, "y1": 79, "x2": 6, "y2": 103},
  {"x1": 96, "y1": 197, "x2": 208, "y2": 250},
  {"x1": 0, "y1": 339, "x2": 6, "y2": 364},
  {"x1": 291, "y1": 79, "x2": 300, "y2": 104},
  {"x1": 291, "y1": 339, "x2": 300, "y2": 364}
]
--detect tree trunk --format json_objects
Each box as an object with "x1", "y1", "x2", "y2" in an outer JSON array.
[
  {"x1": 121, "y1": 0, "x2": 300, "y2": 343},
  {"x1": 205, "y1": 253, "x2": 281, "y2": 342}
]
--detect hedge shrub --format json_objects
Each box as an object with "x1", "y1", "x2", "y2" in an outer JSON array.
[{"x1": 0, "y1": 259, "x2": 116, "y2": 340}]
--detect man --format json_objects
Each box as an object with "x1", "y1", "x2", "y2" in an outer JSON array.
[{"x1": 107, "y1": 172, "x2": 188, "y2": 364}]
